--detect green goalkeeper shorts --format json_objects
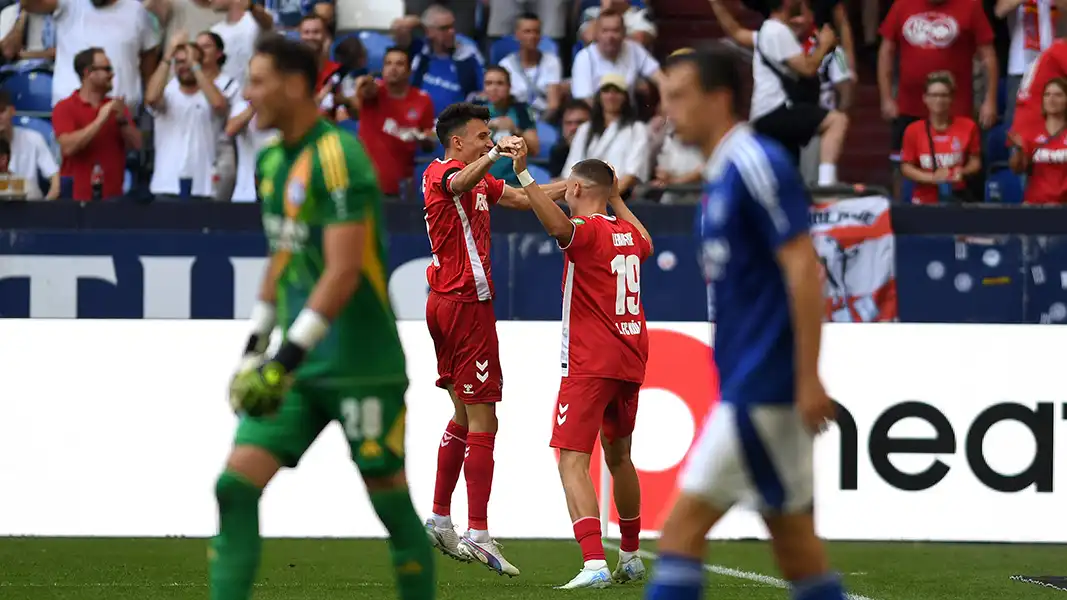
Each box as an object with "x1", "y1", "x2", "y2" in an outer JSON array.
[{"x1": 234, "y1": 382, "x2": 407, "y2": 478}]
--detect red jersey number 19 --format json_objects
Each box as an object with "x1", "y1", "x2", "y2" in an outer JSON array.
[{"x1": 611, "y1": 254, "x2": 641, "y2": 316}]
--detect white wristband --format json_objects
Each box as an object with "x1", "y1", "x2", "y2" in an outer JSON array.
[
  {"x1": 288, "y1": 309, "x2": 330, "y2": 350},
  {"x1": 248, "y1": 300, "x2": 275, "y2": 337},
  {"x1": 516, "y1": 169, "x2": 535, "y2": 187},
  {"x1": 487, "y1": 147, "x2": 501, "y2": 162}
]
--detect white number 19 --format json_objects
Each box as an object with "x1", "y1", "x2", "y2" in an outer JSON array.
[{"x1": 610, "y1": 254, "x2": 641, "y2": 316}]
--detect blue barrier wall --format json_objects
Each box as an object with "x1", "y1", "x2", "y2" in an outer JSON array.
[{"x1": 3, "y1": 202, "x2": 1067, "y2": 323}]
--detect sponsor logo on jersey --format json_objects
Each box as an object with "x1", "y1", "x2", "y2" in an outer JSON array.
[
  {"x1": 263, "y1": 214, "x2": 309, "y2": 252},
  {"x1": 475, "y1": 192, "x2": 489, "y2": 211},
  {"x1": 571, "y1": 217, "x2": 585, "y2": 225},
  {"x1": 902, "y1": 12, "x2": 960, "y2": 49}
]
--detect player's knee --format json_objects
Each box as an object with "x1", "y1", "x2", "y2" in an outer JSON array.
[
  {"x1": 557, "y1": 449, "x2": 591, "y2": 477},
  {"x1": 224, "y1": 445, "x2": 282, "y2": 488},
  {"x1": 363, "y1": 469, "x2": 407, "y2": 493},
  {"x1": 465, "y1": 403, "x2": 498, "y2": 433},
  {"x1": 602, "y1": 438, "x2": 632, "y2": 472}
]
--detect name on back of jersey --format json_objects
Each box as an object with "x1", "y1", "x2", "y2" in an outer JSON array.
[
  {"x1": 612, "y1": 232, "x2": 635, "y2": 247},
  {"x1": 616, "y1": 320, "x2": 642, "y2": 336},
  {"x1": 263, "y1": 214, "x2": 310, "y2": 252}
]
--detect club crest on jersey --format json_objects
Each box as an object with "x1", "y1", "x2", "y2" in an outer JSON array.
[
  {"x1": 287, "y1": 180, "x2": 306, "y2": 208},
  {"x1": 475, "y1": 192, "x2": 489, "y2": 211}
]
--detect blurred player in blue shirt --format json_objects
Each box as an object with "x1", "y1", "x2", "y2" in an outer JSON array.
[{"x1": 643, "y1": 46, "x2": 844, "y2": 600}]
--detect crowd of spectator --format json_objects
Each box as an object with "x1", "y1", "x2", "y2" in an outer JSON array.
[{"x1": 1, "y1": 0, "x2": 1067, "y2": 206}]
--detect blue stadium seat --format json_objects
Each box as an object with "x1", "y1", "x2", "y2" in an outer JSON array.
[
  {"x1": 14, "y1": 115, "x2": 56, "y2": 156},
  {"x1": 488, "y1": 35, "x2": 561, "y2": 65},
  {"x1": 900, "y1": 178, "x2": 915, "y2": 204},
  {"x1": 985, "y1": 123, "x2": 1011, "y2": 166},
  {"x1": 355, "y1": 31, "x2": 394, "y2": 75},
  {"x1": 529, "y1": 163, "x2": 551, "y2": 184},
  {"x1": 535, "y1": 120, "x2": 558, "y2": 160},
  {"x1": 284, "y1": 29, "x2": 301, "y2": 41},
  {"x1": 572, "y1": 40, "x2": 585, "y2": 61},
  {"x1": 986, "y1": 168, "x2": 1024, "y2": 204},
  {"x1": 3, "y1": 69, "x2": 52, "y2": 114}
]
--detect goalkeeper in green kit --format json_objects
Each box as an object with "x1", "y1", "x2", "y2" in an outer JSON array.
[{"x1": 213, "y1": 34, "x2": 434, "y2": 600}]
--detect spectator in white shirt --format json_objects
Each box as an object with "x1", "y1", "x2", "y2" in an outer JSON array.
[
  {"x1": 225, "y1": 98, "x2": 276, "y2": 202},
  {"x1": 195, "y1": 31, "x2": 242, "y2": 117},
  {"x1": 487, "y1": 0, "x2": 567, "y2": 44},
  {"x1": 0, "y1": 91, "x2": 58, "y2": 199},
  {"x1": 210, "y1": 0, "x2": 272, "y2": 87},
  {"x1": 145, "y1": 35, "x2": 230, "y2": 199},
  {"x1": 564, "y1": 73, "x2": 649, "y2": 195},
  {"x1": 0, "y1": 5, "x2": 55, "y2": 66},
  {"x1": 997, "y1": 0, "x2": 1065, "y2": 124},
  {"x1": 499, "y1": 13, "x2": 562, "y2": 119},
  {"x1": 570, "y1": 11, "x2": 664, "y2": 102},
  {"x1": 579, "y1": 0, "x2": 657, "y2": 48},
  {"x1": 21, "y1": 0, "x2": 161, "y2": 108}
]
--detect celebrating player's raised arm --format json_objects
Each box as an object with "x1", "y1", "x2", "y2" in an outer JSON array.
[
  {"x1": 448, "y1": 135, "x2": 523, "y2": 195},
  {"x1": 604, "y1": 170, "x2": 653, "y2": 255},
  {"x1": 509, "y1": 145, "x2": 574, "y2": 243}
]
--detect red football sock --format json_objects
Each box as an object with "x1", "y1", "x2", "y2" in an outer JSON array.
[
  {"x1": 464, "y1": 431, "x2": 495, "y2": 531},
  {"x1": 573, "y1": 517, "x2": 605, "y2": 562},
  {"x1": 431, "y1": 420, "x2": 468, "y2": 516},
  {"x1": 619, "y1": 515, "x2": 641, "y2": 552}
]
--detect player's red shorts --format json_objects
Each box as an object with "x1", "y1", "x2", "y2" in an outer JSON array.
[
  {"x1": 425, "y1": 291, "x2": 503, "y2": 404},
  {"x1": 550, "y1": 377, "x2": 641, "y2": 453}
]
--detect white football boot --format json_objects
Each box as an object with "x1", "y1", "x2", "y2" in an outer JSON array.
[
  {"x1": 424, "y1": 519, "x2": 469, "y2": 562},
  {"x1": 458, "y1": 534, "x2": 521, "y2": 577},
  {"x1": 557, "y1": 560, "x2": 612, "y2": 589},
  {"x1": 613, "y1": 552, "x2": 646, "y2": 583}
]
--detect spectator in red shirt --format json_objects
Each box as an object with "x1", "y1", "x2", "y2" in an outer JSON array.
[
  {"x1": 52, "y1": 47, "x2": 143, "y2": 201},
  {"x1": 879, "y1": 0, "x2": 997, "y2": 198},
  {"x1": 901, "y1": 71, "x2": 982, "y2": 204},
  {"x1": 1010, "y1": 77, "x2": 1067, "y2": 204},
  {"x1": 353, "y1": 47, "x2": 436, "y2": 200},
  {"x1": 1011, "y1": 39, "x2": 1067, "y2": 137}
]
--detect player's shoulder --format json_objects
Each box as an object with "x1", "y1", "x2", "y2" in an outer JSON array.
[
  {"x1": 427, "y1": 157, "x2": 464, "y2": 176},
  {"x1": 255, "y1": 139, "x2": 284, "y2": 171}
]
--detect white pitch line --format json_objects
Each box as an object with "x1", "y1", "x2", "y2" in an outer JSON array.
[{"x1": 603, "y1": 541, "x2": 878, "y2": 600}]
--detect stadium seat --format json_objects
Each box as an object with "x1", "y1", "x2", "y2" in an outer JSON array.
[
  {"x1": 15, "y1": 115, "x2": 56, "y2": 156},
  {"x1": 354, "y1": 30, "x2": 393, "y2": 75},
  {"x1": 986, "y1": 168, "x2": 1024, "y2": 204},
  {"x1": 3, "y1": 69, "x2": 52, "y2": 115},
  {"x1": 572, "y1": 40, "x2": 585, "y2": 61},
  {"x1": 529, "y1": 163, "x2": 551, "y2": 184},
  {"x1": 488, "y1": 35, "x2": 561, "y2": 66},
  {"x1": 900, "y1": 178, "x2": 914, "y2": 204},
  {"x1": 535, "y1": 121, "x2": 558, "y2": 160},
  {"x1": 986, "y1": 123, "x2": 1011, "y2": 166},
  {"x1": 338, "y1": 119, "x2": 359, "y2": 135}
]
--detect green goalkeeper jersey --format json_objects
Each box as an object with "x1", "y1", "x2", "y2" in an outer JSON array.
[{"x1": 257, "y1": 118, "x2": 406, "y2": 387}]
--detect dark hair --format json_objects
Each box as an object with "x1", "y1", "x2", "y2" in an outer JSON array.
[
  {"x1": 0, "y1": 90, "x2": 11, "y2": 110},
  {"x1": 254, "y1": 34, "x2": 319, "y2": 95},
  {"x1": 436, "y1": 102, "x2": 491, "y2": 147},
  {"x1": 570, "y1": 159, "x2": 614, "y2": 188},
  {"x1": 663, "y1": 44, "x2": 743, "y2": 116},
  {"x1": 73, "y1": 47, "x2": 104, "y2": 81},
  {"x1": 924, "y1": 70, "x2": 955, "y2": 93},
  {"x1": 485, "y1": 65, "x2": 510, "y2": 85},
  {"x1": 562, "y1": 99, "x2": 592, "y2": 116},
  {"x1": 586, "y1": 84, "x2": 637, "y2": 155},
  {"x1": 383, "y1": 46, "x2": 410, "y2": 66},
  {"x1": 334, "y1": 36, "x2": 366, "y2": 69},
  {"x1": 515, "y1": 11, "x2": 540, "y2": 26},
  {"x1": 766, "y1": 0, "x2": 788, "y2": 12},
  {"x1": 299, "y1": 13, "x2": 327, "y2": 29},
  {"x1": 199, "y1": 31, "x2": 227, "y2": 67},
  {"x1": 0, "y1": 137, "x2": 10, "y2": 157}
]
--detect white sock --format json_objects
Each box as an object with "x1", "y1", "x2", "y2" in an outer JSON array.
[
  {"x1": 469, "y1": 528, "x2": 490, "y2": 543},
  {"x1": 585, "y1": 559, "x2": 608, "y2": 570},
  {"x1": 431, "y1": 513, "x2": 452, "y2": 528},
  {"x1": 818, "y1": 163, "x2": 837, "y2": 186},
  {"x1": 619, "y1": 550, "x2": 638, "y2": 563}
]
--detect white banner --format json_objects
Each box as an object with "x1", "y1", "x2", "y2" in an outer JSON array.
[{"x1": 0, "y1": 320, "x2": 1065, "y2": 542}]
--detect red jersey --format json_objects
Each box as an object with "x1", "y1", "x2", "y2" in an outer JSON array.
[
  {"x1": 317, "y1": 60, "x2": 341, "y2": 93},
  {"x1": 900, "y1": 117, "x2": 980, "y2": 204},
  {"x1": 880, "y1": 0, "x2": 994, "y2": 118},
  {"x1": 52, "y1": 90, "x2": 132, "y2": 201},
  {"x1": 1016, "y1": 123, "x2": 1067, "y2": 204},
  {"x1": 559, "y1": 214, "x2": 651, "y2": 383},
  {"x1": 1012, "y1": 41, "x2": 1067, "y2": 136},
  {"x1": 423, "y1": 158, "x2": 506, "y2": 301},
  {"x1": 359, "y1": 82, "x2": 435, "y2": 195}
]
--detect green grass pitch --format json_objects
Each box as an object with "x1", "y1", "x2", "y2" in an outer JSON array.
[{"x1": 1, "y1": 537, "x2": 1065, "y2": 599}]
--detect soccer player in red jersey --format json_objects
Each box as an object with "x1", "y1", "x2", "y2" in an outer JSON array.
[
  {"x1": 421, "y1": 102, "x2": 566, "y2": 576},
  {"x1": 1012, "y1": 40, "x2": 1067, "y2": 138},
  {"x1": 512, "y1": 149, "x2": 653, "y2": 589},
  {"x1": 1010, "y1": 78, "x2": 1067, "y2": 204}
]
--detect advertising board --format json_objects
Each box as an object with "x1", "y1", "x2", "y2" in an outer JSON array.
[{"x1": 1, "y1": 321, "x2": 1064, "y2": 542}]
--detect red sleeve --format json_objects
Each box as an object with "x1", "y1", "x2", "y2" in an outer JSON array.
[
  {"x1": 419, "y1": 93, "x2": 435, "y2": 130},
  {"x1": 559, "y1": 216, "x2": 598, "y2": 256},
  {"x1": 878, "y1": 1, "x2": 901, "y2": 42},
  {"x1": 900, "y1": 123, "x2": 920, "y2": 164},
  {"x1": 485, "y1": 173, "x2": 506, "y2": 204},
  {"x1": 51, "y1": 100, "x2": 77, "y2": 136},
  {"x1": 972, "y1": 0, "x2": 994, "y2": 46},
  {"x1": 636, "y1": 228, "x2": 652, "y2": 261}
]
